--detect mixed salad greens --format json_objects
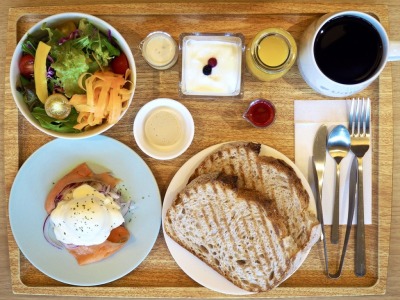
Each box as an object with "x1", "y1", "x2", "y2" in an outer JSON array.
[{"x1": 18, "y1": 18, "x2": 130, "y2": 133}]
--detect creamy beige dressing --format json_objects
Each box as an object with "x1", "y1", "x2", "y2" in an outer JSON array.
[
  {"x1": 144, "y1": 107, "x2": 184, "y2": 150},
  {"x1": 143, "y1": 33, "x2": 177, "y2": 67}
]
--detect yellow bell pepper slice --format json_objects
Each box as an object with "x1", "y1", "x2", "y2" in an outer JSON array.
[{"x1": 34, "y1": 41, "x2": 51, "y2": 103}]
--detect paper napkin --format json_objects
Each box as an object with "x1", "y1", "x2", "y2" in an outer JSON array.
[{"x1": 294, "y1": 100, "x2": 372, "y2": 225}]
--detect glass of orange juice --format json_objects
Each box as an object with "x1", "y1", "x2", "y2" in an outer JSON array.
[{"x1": 246, "y1": 28, "x2": 297, "y2": 81}]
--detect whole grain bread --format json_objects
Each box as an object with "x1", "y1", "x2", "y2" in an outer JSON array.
[
  {"x1": 190, "y1": 142, "x2": 321, "y2": 251},
  {"x1": 164, "y1": 173, "x2": 301, "y2": 292}
]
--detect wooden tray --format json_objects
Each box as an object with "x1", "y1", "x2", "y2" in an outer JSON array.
[{"x1": 4, "y1": 2, "x2": 393, "y2": 298}]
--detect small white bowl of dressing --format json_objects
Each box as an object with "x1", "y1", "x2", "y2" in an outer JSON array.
[{"x1": 133, "y1": 98, "x2": 194, "y2": 160}]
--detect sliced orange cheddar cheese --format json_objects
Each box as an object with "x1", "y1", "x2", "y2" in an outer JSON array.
[{"x1": 69, "y1": 70, "x2": 133, "y2": 130}]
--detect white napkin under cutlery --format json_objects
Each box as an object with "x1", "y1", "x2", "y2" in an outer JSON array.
[{"x1": 294, "y1": 100, "x2": 372, "y2": 225}]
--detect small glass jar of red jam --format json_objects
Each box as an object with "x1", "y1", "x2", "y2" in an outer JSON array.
[{"x1": 243, "y1": 99, "x2": 276, "y2": 128}]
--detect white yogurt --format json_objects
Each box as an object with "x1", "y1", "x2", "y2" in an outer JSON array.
[{"x1": 181, "y1": 35, "x2": 243, "y2": 96}]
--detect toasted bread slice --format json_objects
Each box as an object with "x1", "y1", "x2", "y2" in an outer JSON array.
[
  {"x1": 165, "y1": 173, "x2": 301, "y2": 292},
  {"x1": 190, "y1": 142, "x2": 321, "y2": 251}
]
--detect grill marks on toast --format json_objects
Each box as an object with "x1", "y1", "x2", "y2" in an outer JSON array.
[
  {"x1": 258, "y1": 157, "x2": 307, "y2": 245},
  {"x1": 191, "y1": 142, "x2": 318, "y2": 249},
  {"x1": 241, "y1": 199, "x2": 290, "y2": 289},
  {"x1": 237, "y1": 189, "x2": 292, "y2": 281},
  {"x1": 165, "y1": 173, "x2": 299, "y2": 292}
]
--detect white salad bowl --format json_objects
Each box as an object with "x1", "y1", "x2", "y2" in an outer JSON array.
[{"x1": 10, "y1": 12, "x2": 136, "y2": 139}]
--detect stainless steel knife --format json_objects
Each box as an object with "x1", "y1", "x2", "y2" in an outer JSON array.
[
  {"x1": 311, "y1": 156, "x2": 329, "y2": 275},
  {"x1": 312, "y1": 125, "x2": 329, "y2": 274},
  {"x1": 313, "y1": 125, "x2": 328, "y2": 202}
]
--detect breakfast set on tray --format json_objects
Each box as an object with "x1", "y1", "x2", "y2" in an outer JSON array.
[{"x1": 7, "y1": 8, "x2": 399, "y2": 295}]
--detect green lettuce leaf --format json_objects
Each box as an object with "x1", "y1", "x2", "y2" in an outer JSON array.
[
  {"x1": 32, "y1": 107, "x2": 80, "y2": 133},
  {"x1": 72, "y1": 19, "x2": 120, "y2": 67},
  {"x1": 21, "y1": 34, "x2": 38, "y2": 57},
  {"x1": 50, "y1": 44, "x2": 89, "y2": 97},
  {"x1": 18, "y1": 76, "x2": 42, "y2": 111},
  {"x1": 43, "y1": 18, "x2": 121, "y2": 97},
  {"x1": 40, "y1": 22, "x2": 63, "y2": 48}
]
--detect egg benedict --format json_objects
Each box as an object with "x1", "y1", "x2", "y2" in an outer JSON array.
[
  {"x1": 44, "y1": 163, "x2": 130, "y2": 265},
  {"x1": 50, "y1": 183, "x2": 125, "y2": 246}
]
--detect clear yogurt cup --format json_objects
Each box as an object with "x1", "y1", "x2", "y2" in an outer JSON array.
[{"x1": 179, "y1": 33, "x2": 244, "y2": 98}]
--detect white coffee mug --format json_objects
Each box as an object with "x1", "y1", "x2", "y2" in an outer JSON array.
[{"x1": 298, "y1": 11, "x2": 400, "y2": 97}]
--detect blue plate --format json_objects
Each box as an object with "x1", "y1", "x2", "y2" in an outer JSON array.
[{"x1": 9, "y1": 135, "x2": 161, "y2": 286}]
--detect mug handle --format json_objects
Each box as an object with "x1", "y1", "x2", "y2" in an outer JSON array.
[{"x1": 388, "y1": 41, "x2": 400, "y2": 61}]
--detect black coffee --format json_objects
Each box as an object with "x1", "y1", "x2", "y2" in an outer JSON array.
[{"x1": 314, "y1": 15, "x2": 383, "y2": 84}]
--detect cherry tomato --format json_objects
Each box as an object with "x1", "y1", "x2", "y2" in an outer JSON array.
[
  {"x1": 19, "y1": 54, "x2": 35, "y2": 78},
  {"x1": 44, "y1": 94, "x2": 71, "y2": 120},
  {"x1": 111, "y1": 52, "x2": 129, "y2": 75}
]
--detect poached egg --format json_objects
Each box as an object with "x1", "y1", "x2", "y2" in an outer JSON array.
[{"x1": 50, "y1": 184, "x2": 124, "y2": 246}]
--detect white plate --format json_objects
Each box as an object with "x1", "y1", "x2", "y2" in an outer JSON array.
[
  {"x1": 162, "y1": 142, "x2": 316, "y2": 295},
  {"x1": 9, "y1": 135, "x2": 161, "y2": 286}
]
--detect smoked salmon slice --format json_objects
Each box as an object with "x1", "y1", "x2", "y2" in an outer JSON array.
[
  {"x1": 67, "y1": 226, "x2": 130, "y2": 265},
  {"x1": 45, "y1": 162, "x2": 121, "y2": 214}
]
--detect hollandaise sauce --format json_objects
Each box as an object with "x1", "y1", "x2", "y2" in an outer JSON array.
[{"x1": 50, "y1": 184, "x2": 124, "y2": 246}]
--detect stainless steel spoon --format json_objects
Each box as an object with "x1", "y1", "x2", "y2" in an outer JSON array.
[{"x1": 327, "y1": 125, "x2": 351, "y2": 244}]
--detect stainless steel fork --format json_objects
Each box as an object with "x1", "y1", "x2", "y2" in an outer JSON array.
[{"x1": 349, "y1": 98, "x2": 371, "y2": 277}]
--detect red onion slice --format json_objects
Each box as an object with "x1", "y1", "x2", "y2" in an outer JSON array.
[
  {"x1": 43, "y1": 214, "x2": 64, "y2": 250},
  {"x1": 120, "y1": 200, "x2": 132, "y2": 217}
]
